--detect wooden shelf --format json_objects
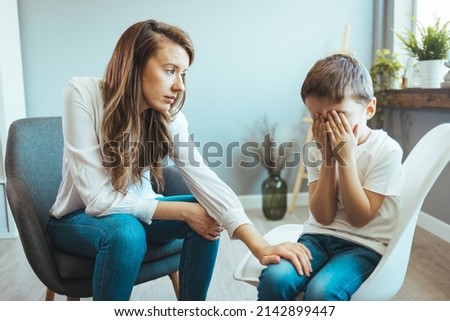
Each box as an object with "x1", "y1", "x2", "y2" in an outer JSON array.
[{"x1": 377, "y1": 88, "x2": 450, "y2": 110}]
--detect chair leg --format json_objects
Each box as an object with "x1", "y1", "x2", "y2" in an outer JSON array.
[
  {"x1": 66, "y1": 296, "x2": 80, "y2": 301},
  {"x1": 169, "y1": 272, "x2": 179, "y2": 300},
  {"x1": 45, "y1": 288, "x2": 55, "y2": 301}
]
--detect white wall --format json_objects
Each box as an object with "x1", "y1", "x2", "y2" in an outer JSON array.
[
  {"x1": 0, "y1": 0, "x2": 27, "y2": 237},
  {"x1": 1, "y1": 0, "x2": 27, "y2": 179},
  {"x1": 17, "y1": 0, "x2": 375, "y2": 195}
]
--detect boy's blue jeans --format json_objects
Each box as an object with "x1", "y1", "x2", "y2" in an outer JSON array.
[
  {"x1": 257, "y1": 234, "x2": 381, "y2": 301},
  {"x1": 47, "y1": 210, "x2": 219, "y2": 301}
]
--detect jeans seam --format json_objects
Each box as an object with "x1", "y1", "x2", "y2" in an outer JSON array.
[{"x1": 179, "y1": 230, "x2": 192, "y2": 300}]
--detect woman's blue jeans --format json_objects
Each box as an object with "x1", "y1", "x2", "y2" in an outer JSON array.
[
  {"x1": 257, "y1": 234, "x2": 381, "y2": 301},
  {"x1": 47, "y1": 210, "x2": 219, "y2": 301}
]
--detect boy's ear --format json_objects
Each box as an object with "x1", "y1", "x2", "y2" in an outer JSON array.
[{"x1": 365, "y1": 97, "x2": 377, "y2": 120}]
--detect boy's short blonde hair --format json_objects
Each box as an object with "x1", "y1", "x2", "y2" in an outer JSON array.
[{"x1": 300, "y1": 54, "x2": 374, "y2": 105}]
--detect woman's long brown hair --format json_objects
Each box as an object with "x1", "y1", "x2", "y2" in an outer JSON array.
[{"x1": 101, "y1": 19, "x2": 195, "y2": 192}]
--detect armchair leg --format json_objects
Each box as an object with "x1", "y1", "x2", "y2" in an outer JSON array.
[
  {"x1": 169, "y1": 272, "x2": 179, "y2": 300},
  {"x1": 45, "y1": 288, "x2": 55, "y2": 301}
]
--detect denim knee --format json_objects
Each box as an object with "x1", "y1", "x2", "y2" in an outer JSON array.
[
  {"x1": 258, "y1": 259, "x2": 304, "y2": 301},
  {"x1": 303, "y1": 277, "x2": 351, "y2": 301},
  {"x1": 100, "y1": 215, "x2": 147, "y2": 261}
]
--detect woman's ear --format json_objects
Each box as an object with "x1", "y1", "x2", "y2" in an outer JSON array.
[{"x1": 365, "y1": 97, "x2": 377, "y2": 120}]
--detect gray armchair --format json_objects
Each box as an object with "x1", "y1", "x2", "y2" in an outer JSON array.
[{"x1": 5, "y1": 117, "x2": 189, "y2": 300}]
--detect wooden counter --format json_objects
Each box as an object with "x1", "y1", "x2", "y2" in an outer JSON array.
[{"x1": 377, "y1": 88, "x2": 450, "y2": 110}]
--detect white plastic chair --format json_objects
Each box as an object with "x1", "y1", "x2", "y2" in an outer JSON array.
[{"x1": 234, "y1": 123, "x2": 450, "y2": 300}]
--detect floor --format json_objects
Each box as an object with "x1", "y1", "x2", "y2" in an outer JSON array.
[{"x1": 0, "y1": 206, "x2": 449, "y2": 301}]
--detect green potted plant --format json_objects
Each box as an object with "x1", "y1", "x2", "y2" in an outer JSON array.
[
  {"x1": 370, "y1": 49, "x2": 403, "y2": 91},
  {"x1": 368, "y1": 49, "x2": 403, "y2": 129},
  {"x1": 396, "y1": 17, "x2": 450, "y2": 88}
]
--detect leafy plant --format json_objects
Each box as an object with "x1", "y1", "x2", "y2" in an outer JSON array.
[
  {"x1": 368, "y1": 49, "x2": 402, "y2": 129},
  {"x1": 396, "y1": 17, "x2": 450, "y2": 60},
  {"x1": 370, "y1": 49, "x2": 403, "y2": 91}
]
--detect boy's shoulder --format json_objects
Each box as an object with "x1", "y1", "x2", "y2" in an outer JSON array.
[
  {"x1": 364, "y1": 129, "x2": 403, "y2": 164},
  {"x1": 368, "y1": 129, "x2": 402, "y2": 151}
]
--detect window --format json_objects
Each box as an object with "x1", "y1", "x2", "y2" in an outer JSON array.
[
  {"x1": 416, "y1": 0, "x2": 450, "y2": 60},
  {"x1": 416, "y1": 0, "x2": 450, "y2": 29}
]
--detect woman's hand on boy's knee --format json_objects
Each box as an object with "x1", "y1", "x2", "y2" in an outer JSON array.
[{"x1": 259, "y1": 242, "x2": 313, "y2": 277}]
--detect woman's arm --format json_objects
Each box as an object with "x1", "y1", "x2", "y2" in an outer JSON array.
[
  {"x1": 169, "y1": 113, "x2": 312, "y2": 274},
  {"x1": 152, "y1": 201, "x2": 223, "y2": 241},
  {"x1": 169, "y1": 112, "x2": 253, "y2": 237}
]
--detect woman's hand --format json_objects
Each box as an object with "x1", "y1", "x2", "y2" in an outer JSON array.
[
  {"x1": 182, "y1": 203, "x2": 224, "y2": 241},
  {"x1": 233, "y1": 224, "x2": 313, "y2": 277},
  {"x1": 258, "y1": 242, "x2": 313, "y2": 277}
]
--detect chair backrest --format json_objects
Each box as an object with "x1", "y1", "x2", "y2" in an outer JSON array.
[
  {"x1": 5, "y1": 117, "x2": 63, "y2": 232},
  {"x1": 5, "y1": 117, "x2": 65, "y2": 291},
  {"x1": 352, "y1": 123, "x2": 450, "y2": 300}
]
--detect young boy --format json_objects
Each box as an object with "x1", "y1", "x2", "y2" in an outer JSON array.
[{"x1": 257, "y1": 54, "x2": 405, "y2": 301}]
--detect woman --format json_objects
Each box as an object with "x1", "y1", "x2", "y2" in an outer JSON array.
[{"x1": 48, "y1": 19, "x2": 311, "y2": 301}]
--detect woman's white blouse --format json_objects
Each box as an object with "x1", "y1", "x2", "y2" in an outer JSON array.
[{"x1": 50, "y1": 76, "x2": 252, "y2": 238}]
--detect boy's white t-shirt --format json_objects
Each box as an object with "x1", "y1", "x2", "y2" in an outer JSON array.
[{"x1": 304, "y1": 130, "x2": 405, "y2": 255}]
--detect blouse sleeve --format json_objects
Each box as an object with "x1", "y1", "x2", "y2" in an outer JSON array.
[
  {"x1": 169, "y1": 112, "x2": 253, "y2": 238},
  {"x1": 61, "y1": 78, "x2": 157, "y2": 223}
]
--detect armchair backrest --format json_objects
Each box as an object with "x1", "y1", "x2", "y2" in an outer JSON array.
[{"x1": 5, "y1": 117, "x2": 63, "y2": 233}]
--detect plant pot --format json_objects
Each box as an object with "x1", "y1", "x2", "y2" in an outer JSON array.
[
  {"x1": 262, "y1": 173, "x2": 287, "y2": 220},
  {"x1": 419, "y1": 60, "x2": 446, "y2": 88}
]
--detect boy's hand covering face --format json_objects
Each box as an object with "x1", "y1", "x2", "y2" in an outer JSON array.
[
  {"x1": 325, "y1": 110, "x2": 357, "y2": 166},
  {"x1": 312, "y1": 113, "x2": 333, "y2": 164}
]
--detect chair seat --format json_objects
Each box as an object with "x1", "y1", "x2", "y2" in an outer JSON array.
[{"x1": 53, "y1": 239, "x2": 183, "y2": 279}]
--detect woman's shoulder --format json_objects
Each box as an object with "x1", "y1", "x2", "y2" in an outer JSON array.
[
  {"x1": 170, "y1": 111, "x2": 189, "y2": 131},
  {"x1": 65, "y1": 76, "x2": 103, "y2": 96},
  {"x1": 63, "y1": 76, "x2": 105, "y2": 120}
]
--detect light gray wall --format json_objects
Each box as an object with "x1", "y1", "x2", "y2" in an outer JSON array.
[{"x1": 17, "y1": 0, "x2": 375, "y2": 195}]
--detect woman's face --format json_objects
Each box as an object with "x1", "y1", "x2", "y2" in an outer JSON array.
[{"x1": 141, "y1": 40, "x2": 190, "y2": 113}]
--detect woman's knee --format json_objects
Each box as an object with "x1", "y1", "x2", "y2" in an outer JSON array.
[{"x1": 100, "y1": 215, "x2": 147, "y2": 258}]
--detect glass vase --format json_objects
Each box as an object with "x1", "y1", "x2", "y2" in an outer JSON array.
[{"x1": 262, "y1": 173, "x2": 287, "y2": 220}]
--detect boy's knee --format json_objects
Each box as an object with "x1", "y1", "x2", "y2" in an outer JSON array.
[
  {"x1": 257, "y1": 260, "x2": 301, "y2": 300},
  {"x1": 304, "y1": 282, "x2": 350, "y2": 301}
]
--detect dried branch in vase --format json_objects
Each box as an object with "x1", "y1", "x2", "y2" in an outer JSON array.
[{"x1": 253, "y1": 116, "x2": 295, "y2": 176}]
